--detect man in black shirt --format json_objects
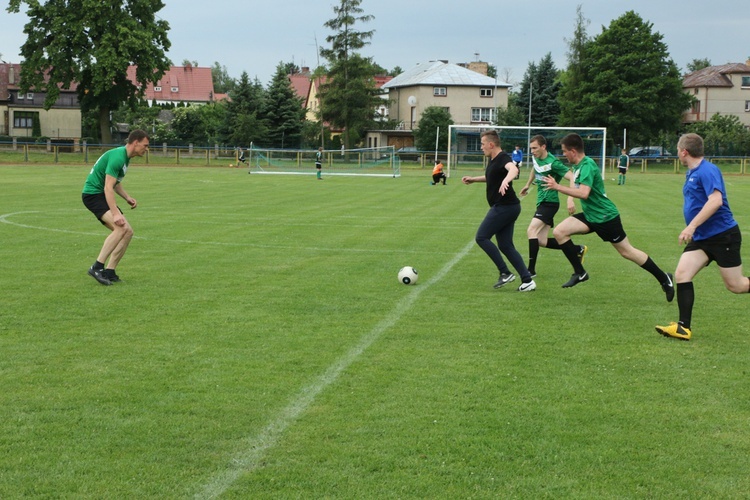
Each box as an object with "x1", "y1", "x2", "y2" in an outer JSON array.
[{"x1": 462, "y1": 130, "x2": 536, "y2": 291}]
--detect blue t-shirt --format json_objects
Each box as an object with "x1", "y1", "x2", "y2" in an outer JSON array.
[
  {"x1": 511, "y1": 148, "x2": 523, "y2": 163},
  {"x1": 683, "y1": 159, "x2": 737, "y2": 241}
]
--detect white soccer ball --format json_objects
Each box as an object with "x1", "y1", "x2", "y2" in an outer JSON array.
[{"x1": 398, "y1": 266, "x2": 419, "y2": 285}]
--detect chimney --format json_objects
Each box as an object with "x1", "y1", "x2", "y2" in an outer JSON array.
[{"x1": 9, "y1": 65, "x2": 15, "y2": 84}]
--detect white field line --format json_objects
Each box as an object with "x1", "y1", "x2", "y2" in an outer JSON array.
[{"x1": 194, "y1": 239, "x2": 476, "y2": 499}]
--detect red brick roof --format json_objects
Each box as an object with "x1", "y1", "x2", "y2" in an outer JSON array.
[
  {"x1": 127, "y1": 65, "x2": 216, "y2": 103},
  {"x1": 289, "y1": 73, "x2": 312, "y2": 107},
  {"x1": 0, "y1": 62, "x2": 80, "y2": 93}
]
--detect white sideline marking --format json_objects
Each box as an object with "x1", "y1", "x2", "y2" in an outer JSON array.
[{"x1": 195, "y1": 240, "x2": 476, "y2": 499}]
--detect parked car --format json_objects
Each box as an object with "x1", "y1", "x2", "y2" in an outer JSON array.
[
  {"x1": 396, "y1": 146, "x2": 420, "y2": 161},
  {"x1": 628, "y1": 146, "x2": 672, "y2": 158}
]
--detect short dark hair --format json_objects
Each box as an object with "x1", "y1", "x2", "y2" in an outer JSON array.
[
  {"x1": 530, "y1": 135, "x2": 547, "y2": 147},
  {"x1": 678, "y1": 133, "x2": 704, "y2": 157},
  {"x1": 560, "y1": 133, "x2": 584, "y2": 153},
  {"x1": 480, "y1": 129, "x2": 500, "y2": 146},
  {"x1": 127, "y1": 129, "x2": 149, "y2": 144}
]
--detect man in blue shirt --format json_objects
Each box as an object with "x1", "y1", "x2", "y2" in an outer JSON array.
[
  {"x1": 656, "y1": 133, "x2": 750, "y2": 340},
  {"x1": 511, "y1": 145, "x2": 523, "y2": 180}
]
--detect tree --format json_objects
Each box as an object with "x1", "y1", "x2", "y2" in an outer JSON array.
[
  {"x1": 686, "y1": 58, "x2": 712, "y2": 73},
  {"x1": 688, "y1": 114, "x2": 750, "y2": 155},
  {"x1": 8, "y1": 0, "x2": 171, "y2": 144},
  {"x1": 263, "y1": 63, "x2": 305, "y2": 148},
  {"x1": 559, "y1": 10, "x2": 692, "y2": 145},
  {"x1": 318, "y1": 0, "x2": 382, "y2": 148},
  {"x1": 414, "y1": 106, "x2": 454, "y2": 154},
  {"x1": 211, "y1": 62, "x2": 236, "y2": 95},
  {"x1": 493, "y1": 93, "x2": 526, "y2": 126},
  {"x1": 517, "y1": 53, "x2": 561, "y2": 127},
  {"x1": 223, "y1": 72, "x2": 268, "y2": 146},
  {"x1": 558, "y1": 4, "x2": 591, "y2": 127}
]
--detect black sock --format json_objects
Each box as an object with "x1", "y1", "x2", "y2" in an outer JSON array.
[
  {"x1": 560, "y1": 240, "x2": 585, "y2": 274},
  {"x1": 545, "y1": 238, "x2": 561, "y2": 250},
  {"x1": 528, "y1": 239, "x2": 539, "y2": 271},
  {"x1": 641, "y1": 256, "x2": 668, "y2": 284},
  {"x1": 92, "y1": 261, "x2": 104, "y2": 270},
  {"x1": 677, "y1": 281, "x2": 694, "y2": 329}
]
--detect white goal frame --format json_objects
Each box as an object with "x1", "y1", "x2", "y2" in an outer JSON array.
[
  {"x1": 447, "y1": 125, "x2": 608, "y2": 178},
  {"x1": 247, "y1": 145, "x2": 400, "y2": 178}
]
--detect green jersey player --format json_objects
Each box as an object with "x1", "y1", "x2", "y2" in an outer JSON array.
[{"x1": 541, "y1": 133, "x2": 674, "y2": 301}]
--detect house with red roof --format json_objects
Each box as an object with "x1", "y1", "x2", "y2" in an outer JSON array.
[{"x1": 126, "y1": 64, "x2": 221, "y2": 106}]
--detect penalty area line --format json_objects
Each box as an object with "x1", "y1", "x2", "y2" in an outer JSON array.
[{"x1": 194, "y1": 239, "x2": 476, "y2": 499}]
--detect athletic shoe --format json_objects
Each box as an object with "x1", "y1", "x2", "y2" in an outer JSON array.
[
  {"x1": 104, "y1": 269, "x2": 121, "y2": 283},
  {"x1": 562, "y1": 272, "x2": 589, "y2": 288},
  {"x1": 528, "y1": 269, "x2": 537, "y2": 278},
  {"x1": 518, "y1": 280, "x2": 537, "y2": 292},
  {"x1": 662, "y1": 273, "x2": 675, "y2": 302},
  {"x1": 577, "y1": 245, "x2": 588, "y2": 264},
  {"x1": 493, "y1": 272, "x2": 516, "y2": 289},
  {"x1": 88, "y1": 266, "x2": 112, "y2": 286},
  {"x1": 655, "y1": 322, "x2": 691, "y2": 341}
]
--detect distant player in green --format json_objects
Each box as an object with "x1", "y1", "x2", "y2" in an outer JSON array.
[
  {"x1": 315, "y1": 147, "x2": 323, "y2": 180},
  {"x1": 617, "y1": 148, "x2": 630, "y2": 185},
  {"x1": 541, "y1": 133, "x2": 674, "y2": 300},
  {"x1": 81, "y1": 129, "x2": 149, "y2": 285},
  {"x1": 519, "y1": 135, "x2": 587, "y2": 277}
]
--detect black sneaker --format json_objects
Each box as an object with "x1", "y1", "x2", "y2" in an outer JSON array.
[
  {"x1": 104, "y1": 269, "x2": 121, "y2": 283},
  {"x1": 562, "y1": 272, "x2": 589, "y2": 288},
  {"x1": 662, "y1": 273, "x2": 674, "y2": 302},
  {"x1": 88, "y1": 266, "x2": 112, "y2": 286},
  {"x1": 493, "y1": 272, "x2": 516, "y2": 289}
]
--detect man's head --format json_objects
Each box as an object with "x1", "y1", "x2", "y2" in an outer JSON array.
[
  {"x1": 126, "y1": 129, "x2": 149, "y2": 158},
  {"x1": 677, "y1": 133, "x2": 704, "y2": 160},
  {"x1": 560, "y1": 133, "x2": 584, "y2": 164},
  {"x1": 529, "y1": 135, "x2": 548, "y2": 159},
  {"x1": 480, "y1": 130, "x2": 501, "y2": 157}
]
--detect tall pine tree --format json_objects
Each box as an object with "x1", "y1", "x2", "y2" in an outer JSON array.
[{"x1": 263, "y1": 63, "x2": 305, "y2": 149}]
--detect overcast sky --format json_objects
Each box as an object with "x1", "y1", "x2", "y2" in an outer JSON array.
[{"x1": 2, "y1": 0, "x2": 748, "y2": 88}]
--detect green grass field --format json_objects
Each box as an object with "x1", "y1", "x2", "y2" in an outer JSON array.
[{"x1": 1, "y1": 164, "x2": 750, "y2": 498}]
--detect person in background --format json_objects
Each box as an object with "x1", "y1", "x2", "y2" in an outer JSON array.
[
  {"x1": 315, "y1": 147, "x2": 323, "y2": 180},
  {"x1": 512, "y1": 145, "x2": 524, "y2": 180},
  {"x1": 431, "y1": 159, "x2": 447, "y2": 185},
  {"x1": 656, "y1": 133, "x2": 750, "y2": 341},
  {"x1": 617, "y1": 148, "x2": 629, "y2": 185}
]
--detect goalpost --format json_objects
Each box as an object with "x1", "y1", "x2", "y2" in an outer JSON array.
[
  {"x1": 247, "y1": 145, "x2": 400, "y2": 178},
  {"x1": 447, "y1": 125, "x2": 608, "y2": 179}
]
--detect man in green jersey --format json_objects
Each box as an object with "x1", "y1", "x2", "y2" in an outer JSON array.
[
  {"x1": 617, "y1": 148, "x2": 630, "y2": 185},
  {"x1": 519, "y1": 135, "x2": 587, "y2": 277},
  {"x1": 542, "y1": 133, "x2": 674, "y2": 301},
  {"x1": 81, "y1": 129, "x2": 149, "y2": 285}
]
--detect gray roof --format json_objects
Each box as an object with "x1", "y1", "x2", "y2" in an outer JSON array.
[
  {"x1": 382, "y1": 61, "x2": 511, "y2": 89},
  {"x1": 683, "y1": 63, "x2": 750, "y2": 88}
]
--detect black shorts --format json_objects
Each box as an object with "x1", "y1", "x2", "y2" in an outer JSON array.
[
  {"x1": 684, "y1": 225, "x2": 742, "y2": 268},
  {"x1": 315, "y1": 163, "x2": 322, "y2": 170},
  {"x1": 82, "y1": 193, "x2": 121, "y2": 225},
  {"x1": 533, "y1": 202, "x2": 559, "y2": 227},
  {"x1": 618, "y1": 167, "x2": 628, "y2": 174},
  {"x1": 571, "y1": 213, "x2": 627, "y2": 244}
]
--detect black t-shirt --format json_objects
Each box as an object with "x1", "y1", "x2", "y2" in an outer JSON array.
[{"x1": 485, "y1": 152, "x2": 519, "y2": 206}]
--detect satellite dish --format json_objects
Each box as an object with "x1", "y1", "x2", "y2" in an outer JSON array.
[{"x1": 407, "y1": 96, "x2": 417, "y2": 106}]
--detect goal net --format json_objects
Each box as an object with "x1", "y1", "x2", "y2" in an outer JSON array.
[
  {"x1": 246, "y1": 145, "x2": 400, "y2": 178},
  {"x1": 447, "y1": 125, "x2": 607, "y2": 179}
]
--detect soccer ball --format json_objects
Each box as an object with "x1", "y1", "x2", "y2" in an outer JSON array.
[{"x1": 398, "y1": 266, "x2": 418, "y2": 285}]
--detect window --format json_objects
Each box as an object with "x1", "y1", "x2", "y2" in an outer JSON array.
[
  {"x1": 480, "y1": 88, "x2": 493, "y2": 97},
  {"x1": 691, "y1": 101, "x2": 701, "y2": 114},
  {"x1": 433, "y1": 87, "x2": 447, "y2": 96},
  {"x1": 467, "y1": 136, "x2": 481, "y2": 152},
  {"x1": 471, "y1": 107, "x2": 495, "y2": 123},
  {"x1": 13, "y1": 111, "x2": 38, "y2": 128},
  {"x1": 154, "y1": 86, "x2": 162, "y2": 92},
  {"x1": 26, "y1": 92, "x2": 34, "y2": 100},
  {"x1": 745, "y1": 100, "x2": 750, "y2": 112},
  {"x1": 171, "y1": 86, "x2": 178, "y2": 92},
  {"x1": 742, "y1": 76, "x2": 750, "y2": 87}
]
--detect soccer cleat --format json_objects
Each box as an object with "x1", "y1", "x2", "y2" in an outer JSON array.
[
  {"x1": 518, "y1": 280, "x2": 537, "y2": 292},
  {"x1": 88, "y1": 266, "x2": 112, "y2": 286},
  {"x1": 528, "y1": 269, "x2": 537, "y2": 278},
  {"x1": 662, "y1": 273, "x2": 675, "y2": 302},
  {"x1": 655, "y1": 322, "x2": 691, "y2": 341},
  {"x1": 493, "y1": 272, "x2": 516, "y2": 289},
  {"x1": 104, "y1": 269, "x2": 121, "y2": 283},
  {"x1": 562, "y1": 272, "x2": 589, "y2": 288},
  {"x1": 577, "y1": 245, "x2": 588, "y2": 264}
]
